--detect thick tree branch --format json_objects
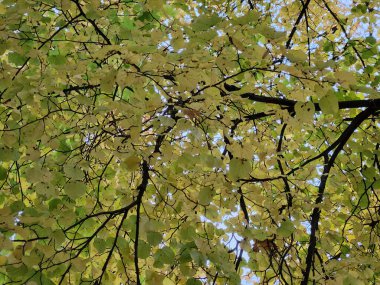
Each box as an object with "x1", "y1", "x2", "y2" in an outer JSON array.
[
  {"x1": 134, "y1": 160, "x2": 150, "y2": 285},
  {"x1": 301, "y1": 106, "x2": 377, "y2": 284},
  {"x1": 240, "y1": 93, "x2": 380, "y2": 111}
]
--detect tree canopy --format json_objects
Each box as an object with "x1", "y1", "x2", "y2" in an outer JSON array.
[{"x1": 0, "y1": 0, "x2": 379, "y2": 284}]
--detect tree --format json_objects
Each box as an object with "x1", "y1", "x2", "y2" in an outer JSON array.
[{"x1": 0, "y1": 0, "x2": 379, "y2": 284}]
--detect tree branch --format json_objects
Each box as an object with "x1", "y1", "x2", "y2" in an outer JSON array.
[
  {"x1": 240, "y1": 93, "x2": 380, "y2": 111},
  {"x1": 134, "y1": 160, "x2": 150, "y2": 285},
  {"x1": 301, "y1": 106, "x2": 377, "y2": 284},
  {"x1": 72, "y1": 0, "x2": 112, "y2": 45},
  {"x1": 285, "y1": 0, "x2": 312, "y2": 48}
]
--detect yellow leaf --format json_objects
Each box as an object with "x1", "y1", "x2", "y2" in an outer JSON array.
[
  {"x1": 286, "y1": 50, "x2": 308, "y2": 63},
  {"x1": 319, "y1": 92, "x2": 339, "y2": 114}
]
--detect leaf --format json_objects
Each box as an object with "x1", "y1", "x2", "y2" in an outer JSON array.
[
  {"x1": 294, "y1": 101, "x2": 315, "y2": 123},
  {"x1": 94, "y1": 238, "x2": 106, "y2": 253},
  {"x1": 286, "y1": 50, "x2": 308, "y2": 63},
  {"x1": 147, "y1": 231, "x2": 163, "y2": 246},
  {"x1": 0, "y1": 4, "x2": 6, "y2": 14},
  {"x1": 48, "y1": 54, "x2": 66, "y2": 65},
  {"x1": 52, "y1": 230, "x2": 66, "y2": 245},
  {"x1": 276, "y1": 220, "x2": 295, "y2": 237},
  {"x1": 319, "y1": 92, "x2": 339, "y2": 114},
  {"x1": 146, "y1": 270, "x2": 164, "y2": 285},
  {"x1": 122, "y1": 155, "x2": 140, "y2": 171},
  {"x1": 1, "y1": 1, "x2": 379, "y2": 284},
  {"x1": 365, "y1": 36, "x2": 376, "y2": 45},
  {"x1": 0, "y1": 166, "x2": 7, "y2": 180},
  {"x1": 154, "y1": 246, "x2": 175, "y2": 265},
  {"x1": 48, "y1": 198, "x2": 61, "y2": 211},
  {"x1": 0, "y1": 256, "x2": 7, "y2": 266},
  {"x1": 121, "y1": 17, "x2": 135, "y2": 30},
  {"x1": 229, "y1": 158, "x2": 251, "y2": 180},
  {"x1": 64, "y1": 182, "x2": 86, "y2": 199},
  {"x1": 192, "y1": 14, "x2": 220, "y2": 31},
  {"x1": 186, "y1": 278, "x2": 202, "y2": 285},
  {"x1": 138, "y1": 240, "x2": 151, "y2": 259},
  {"x1": 0, "y1": 147, "x2": 19, "y2": 162},
  {"x1": 8, "y1": 52, "x2": 28, "y2": 66},
  {"x1": 198, "y1": 187, "x2": 215, "y2": 205}
]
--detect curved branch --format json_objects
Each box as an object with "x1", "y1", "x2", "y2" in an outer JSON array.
[{"x1": 301, "y1": 106, "x2": 377, "y2": 284}]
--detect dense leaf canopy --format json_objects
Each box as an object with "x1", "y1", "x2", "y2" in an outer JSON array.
[{"x1": 0, "y1": 0, "x2": 379, "y2": 284}]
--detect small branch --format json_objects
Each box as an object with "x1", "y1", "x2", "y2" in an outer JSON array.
[
  {"x1": 72, "y1": 0, "x2": 112, "y2": 45},
  {"x1": 285, "y1": 0, "x2": 312, "y2": 48},
  {"x1": 321, "y1": 0, "x2": 366, "y2": 67},
  {"x1": 96, "y1": 209, "x2": 130, "y2": 284},
  {"x1": 277, "y1": 124, "x2": 293, "y2": 214}
]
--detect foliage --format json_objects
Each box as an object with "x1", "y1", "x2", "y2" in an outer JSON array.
[{"x1": 0, "y1": 0, "x2": 379, "y2": 284}]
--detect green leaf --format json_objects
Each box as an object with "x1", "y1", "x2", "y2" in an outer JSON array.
[
  {"x1": 94, "y1": 238, "x2": 106, "y2": 253},
  {"x1": 64, "y1": 182, "x2": 86, "y2": 199},
  {"x1": 365, "y1": 36, "x2": 376, "y2": 45},
  {"x1": 0, "y1": 166, "x2": 7, "y2": 180},
  {"x1": 154, "y1": 246, "x2": 175, "y2": 265},
  {"x1": 192, "y1": 14, "x2": 220, "y2": 31},
  {"x1": 121, "y1": 17, "x2": 135, "y2": 30},
  {"x1": 147, "y1": 231, "x2": 163, "y2": 246},
  {"x1": 48, "y1": 54, "x2": 66, "y2": 65},
  {"x1": 229, "y1": 158, "x2": 251, "y2": 181},
  {"x1": 8, "y1": 52, "x2": 28, "y2": 66},
  {"x1": 186, "y1": 278, "x2": 202, "y2": 285},
  {"x1": 0, "y1": 147, "x2": 19, "y2": 162},
  {"x1": 276, "y1": 220, "x2": 295, "y2": 237},
  {"x1": 48, "y1": 198, "x2": 61, "y2": 211},
  {"x1": 138, "y1": 240, "x2": 151, "y2": 259},
  {"x1": 198, "y1": 187, "x2": 215, "y2": 205}
]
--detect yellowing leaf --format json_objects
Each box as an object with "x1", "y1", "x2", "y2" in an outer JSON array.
[
  {"x1": 335, "y1": 71, "x2": 356, "y2": 87},
  {"x1": 286, "y1": 50, "x2": 308, "y2": 63},
  {"x1": 146, "y1": 270, "x2": 164, "y2": 285},
  {"x1": 122, "y1": 155, "x2": 140, "y2": 171},
  {"x1": 295, "y1": 101, "x2": 315, "y2": 123},
  {"x1": 0, "y1": 256, "x2": 7, "y2": 266},
  {"x1": 319, "y1": 92, "x2": 339, "y2": 114}
]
